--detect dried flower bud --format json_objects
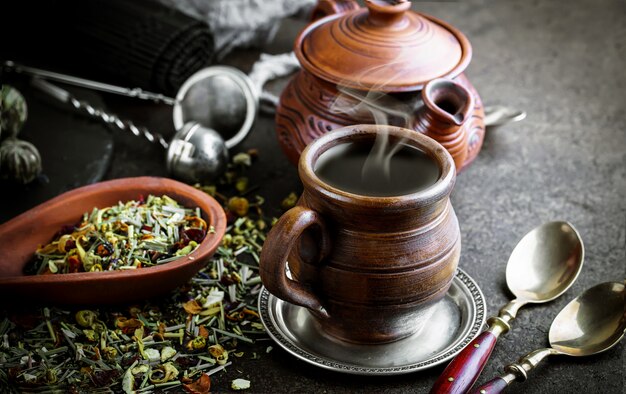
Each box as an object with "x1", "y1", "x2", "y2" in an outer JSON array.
[
  {"x1": 208, "y1": 344, "x2": 229, "y2": 365},
  {"x1": 102, "y1": 346, "x2": 118, "y2": 361},
  {"x1": 76, "y1": 310, "x2": 98, "y2": 327},
  {"x1": 232, "y1": 152, "x2": 252, "y2": 167},
  {"x1": 45, "y1": 369, "x2": 58, "y2": 384},
  {"x1": 187, "y1": 336, "x2": 206, "y2": 351},
  {"x1": 83, "y1": 329, "x2": 98, "y2": 342},
  {"x1": 232, "y1": 235, "x2": 246, "y2": 247},
  {"x1": 235, "y1": 177, "x2": 248, "y2": 193},
  {"x1": 281, "y1": 192, "x2": 299, "y2": 210},
  {"x1": 227, "y1": 197, "x2": 249, "y2": 217}
]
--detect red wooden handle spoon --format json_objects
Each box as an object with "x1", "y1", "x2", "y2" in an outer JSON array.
[
  {"x1": 430, "y1": 222, "x2": 584, "y2": 394},
  {"x1": 470, "y1": 281, "x2": 626, "y2": 394}
]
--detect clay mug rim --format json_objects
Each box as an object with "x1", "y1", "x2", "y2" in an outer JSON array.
[{"x1": 299, "y1": 124, "x2": 456, "y2": 211}]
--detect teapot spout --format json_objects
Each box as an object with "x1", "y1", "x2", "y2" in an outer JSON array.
[{"x1": 414, "y1": 78, "x2": 474, "y2": 169}]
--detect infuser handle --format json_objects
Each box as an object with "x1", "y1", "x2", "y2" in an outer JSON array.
[
  {"x1": 4, "y1": 60, "x2": 176, "y2": 105},
  {"x1": 30, "y1": 78, "x2": 170, "y2": 149},
  {"x1": 259, "y1": 206, "x2": 331, "y2": 319},
  {"x1": 430, "y1": 331, "x2": 498, "y2": 394}
]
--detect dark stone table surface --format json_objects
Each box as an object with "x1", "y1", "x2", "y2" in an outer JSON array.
[{"x1": 1, "y1": 1, "x2": 624, "y2": 393}]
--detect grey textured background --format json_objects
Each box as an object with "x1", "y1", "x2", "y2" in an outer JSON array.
[{"x1": 3, "y1": 0, "x2": 624, "y2": 392}]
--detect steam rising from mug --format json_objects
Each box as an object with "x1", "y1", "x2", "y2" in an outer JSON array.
[{"x1": 330, "y1": 62, "x2": 415, "y2": 182}]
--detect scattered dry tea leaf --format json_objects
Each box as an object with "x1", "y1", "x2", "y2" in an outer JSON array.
[
  {"x1": 183, "y1": 372, "x2": 211, "y2": 394},
  {"x1": 149, "y1": 362, "x2": 179, "y2": 383},
  {"x1": 183, "y1": 299, "x2": 203, "y2": 315},
  {"x1": 115, "y1": 317, "x2": 144, "y2": 332},
  {"x1": 198, "y1": 325, "x2": 210, "y2": 339},
  {"x1": 161, "y1": 346, "x2": 177, "y2": 362},
  {"x1": 208, "y1": 344, "x2": 229, "y2": 365},
  {"x1": 231, "y1": 378, "x2": 250, "y2": 390}
]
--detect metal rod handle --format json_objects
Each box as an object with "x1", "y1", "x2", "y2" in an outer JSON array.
[
  {"x1": 4, "y1": 61, "x2": 176, "y2": 105},
  {"x1": 31, "y1": 78, "x2": 169, "y2": 149}
]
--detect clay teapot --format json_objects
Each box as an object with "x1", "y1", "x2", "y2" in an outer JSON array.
[{"x1": 275, "y1": 0, "x2": 485, "y2": 170}]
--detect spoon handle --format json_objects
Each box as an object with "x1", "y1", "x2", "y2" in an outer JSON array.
[
  {"x1": 470, "y1": 348, "x2": 557, "y2": 394},
  {"x1": 468, "y1": 377, "x2": 509, "y2": 394},
  {"x1": 429, "y1": 331, "x2": 498, "y2": 394}
]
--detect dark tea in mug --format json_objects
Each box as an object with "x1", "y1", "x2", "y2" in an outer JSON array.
[{"x1": 314, "y1": 141, "x2": 440, "y2": 197}]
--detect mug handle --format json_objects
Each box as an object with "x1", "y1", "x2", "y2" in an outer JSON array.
[{"x1": 260, "y1": 206, "x2": 331, "y2": 318}]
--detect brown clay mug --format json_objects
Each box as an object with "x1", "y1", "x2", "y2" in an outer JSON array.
[{"x1": 260, "y1": 124, "x2": 461, "y2": 344}]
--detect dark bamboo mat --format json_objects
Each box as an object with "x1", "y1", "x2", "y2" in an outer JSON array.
[{"x1": 1, "y1": 0, "x2": 214, "y2": 96}]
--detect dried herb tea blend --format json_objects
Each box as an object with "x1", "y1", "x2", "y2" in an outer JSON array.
[
  {"x1": 1, "y1": 151, "x2": 282, "y2": 392},
  {"x1": 26, "y1": 195, "x2": 208, "y2": 275}
]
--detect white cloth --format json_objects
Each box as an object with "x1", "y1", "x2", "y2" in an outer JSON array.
[{"x1": 158, "y1": 0, "x2": 316, "y2": 58}]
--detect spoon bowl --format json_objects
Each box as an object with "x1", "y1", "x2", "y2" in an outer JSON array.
[
  {"x1": 506, "y1": 221, "x2": 584, "y2": 302},
  {"x1": 550, "y1": 281, "x2": 626, "y2": 356}
]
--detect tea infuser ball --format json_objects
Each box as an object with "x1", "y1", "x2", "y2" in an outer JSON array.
[
  {"x1": 172, "y1": 66, "x2": 258, "y2": 152},
  {"x1": 0, "y1": 85, "x2": 42, "y2": 184},
  {"x1": 166, "y1": 122, "x2": 229, "y2": 184}
]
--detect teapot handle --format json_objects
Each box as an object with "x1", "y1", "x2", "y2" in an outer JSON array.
[
  {"x1": 259, "y1": 206, "x2": 332, "y2": 319},
  {"x1": 310, "y1": 0, "x2": 360, "y2": 21}
]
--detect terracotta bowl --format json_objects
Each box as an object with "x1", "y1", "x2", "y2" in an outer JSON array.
[{"x1": 0, "y1": 177, "x2": 226, "y2": 305}]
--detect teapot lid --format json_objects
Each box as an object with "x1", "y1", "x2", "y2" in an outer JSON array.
[{"x1": 296, "y1": 0, "x2": 471, "y2": 92}]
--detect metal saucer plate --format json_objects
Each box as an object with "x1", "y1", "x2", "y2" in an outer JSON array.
[{"x1": 258, "y1": 268, "x2": 486, "y2": 375}]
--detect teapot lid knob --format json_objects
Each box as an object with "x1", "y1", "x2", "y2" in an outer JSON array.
[{"x1": 365, "y1": 0, "x2": 411, "y2": 27}]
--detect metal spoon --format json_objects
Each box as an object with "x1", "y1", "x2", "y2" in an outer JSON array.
[
  {"x1": 470, "y1": 281, "x2": 626, "y2": 394},
  {"x1": 430, "y1": 221, "x2": 584, "y2": 394},
  {"x1": 483, "y1": 105, "x2": 526, "y2": 127}
]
